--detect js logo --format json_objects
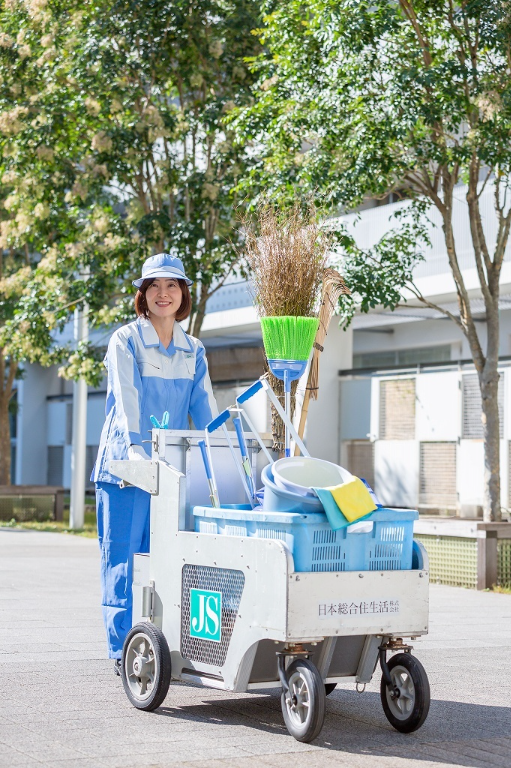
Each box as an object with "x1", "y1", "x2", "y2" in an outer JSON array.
[{"x1": 190, "y1": 589, "x2": 222, "y2": 642}]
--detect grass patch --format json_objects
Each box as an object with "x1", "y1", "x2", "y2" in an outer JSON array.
[
  {"x1": 3, "y1": 507, "x2": 97, "y2": 538},
  {"x1": 489, "y1": 584, "x2": 511, "y2": 594}
]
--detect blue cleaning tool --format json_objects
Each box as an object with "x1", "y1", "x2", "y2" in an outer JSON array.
[
  {"x1": 150, "y1": 411, "x2": 170, "y2": 429},
  {"x1": 198, "y1": 439, "x2": 219, "y2": 507},
  {"x1": 236, "y1": 381, "x2": 273, "y2": 463},
  {"x1": 233, "y1": 416, "x2": 255, "y2": 499},
  {"x1": 205, "y1": 409, "x2": 255, "y2": 508}
]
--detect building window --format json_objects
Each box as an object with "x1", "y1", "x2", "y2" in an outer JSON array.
[
  {"x1": 419, "y1": 442, "x2": 457, "y2": 509},
  {"x1": 379, "y1": 378, "x2": 416, "y2": 440},
  {"x1": 353, "y1": 344, "x2": 451, "y2": 370},
  {"x1": 344, "y1": 440, "x2": 375, "y2": 488},
  {"x1": 47, "y1": 446, "x2": 64, "y2": 486}
]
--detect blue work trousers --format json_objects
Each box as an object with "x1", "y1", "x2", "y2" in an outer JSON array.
[{"x1": 95, "y1": 481, "x2": 150, "y2": 659}]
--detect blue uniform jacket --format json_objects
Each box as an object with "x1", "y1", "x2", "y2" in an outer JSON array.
[{"x1": 93, "y1": 316, "x2": 217, "y2": 484}]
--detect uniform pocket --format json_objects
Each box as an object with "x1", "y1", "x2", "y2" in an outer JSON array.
[
  {"x1": 184, "y1": 354, "x2": 196, "y2": 376},
  {"x1": 136, "y1": 358, "x2": 161, "y2": 377}
]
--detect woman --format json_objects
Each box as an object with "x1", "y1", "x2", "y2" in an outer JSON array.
[{"x1": 93, "y1": 252, "x2": 217, "y2": 672}]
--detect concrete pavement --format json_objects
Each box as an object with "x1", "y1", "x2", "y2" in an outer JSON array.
[{"x1": 0, "y1": 529, "x2": 510, "y2": 768}]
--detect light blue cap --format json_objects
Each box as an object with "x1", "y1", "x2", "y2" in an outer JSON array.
[{"x1": 132, "y1": 252, "x2": 193, "y2": 288}]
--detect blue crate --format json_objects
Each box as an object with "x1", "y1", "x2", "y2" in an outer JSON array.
[{"x1": 193, "y1": 504, "x2": 418, "y2": 572}]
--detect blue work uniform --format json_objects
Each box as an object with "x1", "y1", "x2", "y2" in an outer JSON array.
[{"x1": 93, "y1": 316, "x2": 217, "y2": 658}]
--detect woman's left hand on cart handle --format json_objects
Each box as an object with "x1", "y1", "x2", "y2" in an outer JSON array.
[{"x1": 128, "y1": 445, "x2": 149, "y2": 461}]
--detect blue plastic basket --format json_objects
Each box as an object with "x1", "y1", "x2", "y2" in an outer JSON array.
[{"x1": 193, "y1": 504, "x2": 418, "y2": 573}]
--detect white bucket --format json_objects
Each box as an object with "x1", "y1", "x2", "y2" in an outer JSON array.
[{"x1": 272, "y1": 457, "x2": 353, "y2": 498}]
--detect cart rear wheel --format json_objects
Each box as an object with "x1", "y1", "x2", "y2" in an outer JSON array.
[
  {"x1": 380, "y1": 653, "x2": 430, "y2": 733},
  {"x1": 325, "y1": 683, "x2": 337, "y2": 696},
  {"x1": 281, "y1": 659, "x2": 326, "y2": 743},
  {"x1": 121, "y1": 622, "x2": 171, "y2": 712}
]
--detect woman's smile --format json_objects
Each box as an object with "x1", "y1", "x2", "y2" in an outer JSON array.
[{"x1": 146, "y1": 278, "x2": 183, "y2": 317}]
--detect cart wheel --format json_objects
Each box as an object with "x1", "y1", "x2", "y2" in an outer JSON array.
[
  {"x1": 325, "y1": 683, "x2": 337, "y2": 696},
  {"x1": 121, "y1": 622, "x2": 171, "y2": 712},
  {"x1": 380, "y1": 653, "x2": 430, "y2": 733},
  {"x1": 281, "y1": 659, "x2": 326, "y2": 743}
]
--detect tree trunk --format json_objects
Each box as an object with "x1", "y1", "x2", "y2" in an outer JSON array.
[
  {"x1": 0, "y1": 352, "x2": 17, "y2": 486},
  {"x1": 188, "y1": 279, "x2": 211, "y2": 338},
  {"x1": 0, "y1": 393, "x2": 12, "y2": 485},
  {"x1": 480, "y1": 362, "x2": 501, "y2": 522}
]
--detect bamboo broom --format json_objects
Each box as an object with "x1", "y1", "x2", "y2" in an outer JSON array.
[
  {"x1": 295, "y1": 268, "x2": 350, "y2": 451},
  {"x1": 243, "y1": 202, "x2": 328, "y2": 453}
]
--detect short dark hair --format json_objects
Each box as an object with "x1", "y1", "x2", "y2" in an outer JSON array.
[{"x1": 135, "y1": 278, "x2": 192, "y2": 321}]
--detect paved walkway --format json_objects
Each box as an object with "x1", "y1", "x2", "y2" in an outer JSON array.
[{"x1": 0, "y1": 529, "x2": 510, "y2": 768}]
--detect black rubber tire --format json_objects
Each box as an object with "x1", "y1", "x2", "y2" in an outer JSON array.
[
  {"x1": 380, "y1": 653, "x2": 430, "y2": 733},
  {"x1": 121, "y1": 622, "x2": 171, "y2": 712},
  {"x1": 281, "y1": 658, "x2": 326, "y2": 743},
  {"x1": 325, "y1": 683, "x2": 337, "y2": 696}
]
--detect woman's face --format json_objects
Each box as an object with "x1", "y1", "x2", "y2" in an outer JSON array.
[{"x1": 145, "y1": 278, "x2": 183, "y2": 319}]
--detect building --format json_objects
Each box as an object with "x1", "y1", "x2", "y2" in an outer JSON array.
[{"x1": 13, "y1": 180, "x2": 511, "y2": 518}]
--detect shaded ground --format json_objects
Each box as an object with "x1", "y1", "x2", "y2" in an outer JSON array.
[{"x1": 1, "y1": 529, "x2": 510, "y2": 768}]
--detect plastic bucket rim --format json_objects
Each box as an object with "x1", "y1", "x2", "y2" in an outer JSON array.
[{"x1": 272, "y1": 456, "x2": 353, "y2": 497}]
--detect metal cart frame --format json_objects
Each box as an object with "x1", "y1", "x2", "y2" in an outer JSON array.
[{"x1": 111, "y1": 429, "x2": 430, "y2": 742}]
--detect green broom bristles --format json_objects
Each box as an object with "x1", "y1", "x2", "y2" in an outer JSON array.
[{"x1": 261, "y1": 316, "x2": 319, "y2": 361}]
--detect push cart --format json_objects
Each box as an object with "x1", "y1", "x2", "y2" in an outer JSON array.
[{"x1": 111, "y1": 427, "x2": 430, "y2": 743}]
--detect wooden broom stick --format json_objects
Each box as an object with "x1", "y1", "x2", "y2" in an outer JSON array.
[{"x1": 295, "y1": 269, "x2": 350, "y2": 453}]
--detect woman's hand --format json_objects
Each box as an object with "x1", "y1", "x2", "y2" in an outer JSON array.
[{"x1": 128, "y1": 445, "x2": 148, "y2": 461}]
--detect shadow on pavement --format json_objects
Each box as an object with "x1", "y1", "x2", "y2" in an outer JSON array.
[{"x1": 154, "y1": 685, "x2": 511, "y2": 766}]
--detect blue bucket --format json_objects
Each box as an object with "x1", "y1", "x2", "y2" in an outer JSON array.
[{"x1": 261, "y1": 464, "x2": 323, "y2": 513}]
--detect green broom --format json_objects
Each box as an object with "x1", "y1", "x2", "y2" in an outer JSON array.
[
  {"x1": 260, "y1": 316, "x2": 319, "y2": 362},
  {"x1": 260, "y1": 316, "x2": 319, "y2": 456}
]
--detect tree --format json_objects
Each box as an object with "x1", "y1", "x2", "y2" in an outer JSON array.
[
  {"x1": 0, "y1": 0, "x2": 92, "y2": 484},
  {"x1": 233, "y1": 0, "x2": 511, "y2": 521},
  {"x1": 0, "y1": 0, "x2": 263, "y2": 483},
  {"x1": 61, "y1": 0, "x2": 262, "y2": 337}
]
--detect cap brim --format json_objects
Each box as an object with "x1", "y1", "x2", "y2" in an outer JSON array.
[{"x1": 132, "y1": 269, "x2": 193, "y2": 288}]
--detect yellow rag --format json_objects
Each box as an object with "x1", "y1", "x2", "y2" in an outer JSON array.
[{"x1": 328, "y1": 477, "x2": 377, "y2": 522}]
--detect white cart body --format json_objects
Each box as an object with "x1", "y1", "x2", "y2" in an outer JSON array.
[{"x1": 112, "y1": 429, "x2": 429, "y2": 694}]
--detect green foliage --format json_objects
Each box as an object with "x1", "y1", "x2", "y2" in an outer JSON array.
[
  {"x1": 331, "y1": 203, "x2": 430, "y2": 326},
  {"x1": 0, "y1": 0, "x2": 264, "y2": 477},
  {"x1": 0, "y1": 0, "x2": 263, "y2": 383},
  {"x1": 233, "y1": 0, "x2": 511, "y2": 323},
  {"x1": 59, "y1": 341, "x2": 106, "y2": 388},
  {"x1": 54, "y1": 0, "x2": 263, "y2": 335}
]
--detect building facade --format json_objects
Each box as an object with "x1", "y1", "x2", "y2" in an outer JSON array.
[{"x1": 13, "y1": 180, "x2": 511, "y2": 518}]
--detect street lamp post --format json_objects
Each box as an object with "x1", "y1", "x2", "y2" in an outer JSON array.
[{"x1": 69, "y1": 301, "x2": 89, "y2": 530}]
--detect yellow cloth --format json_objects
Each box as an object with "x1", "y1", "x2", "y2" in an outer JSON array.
[{"x1": 328, "y1": 477, "x2": 377, "y2": 522}]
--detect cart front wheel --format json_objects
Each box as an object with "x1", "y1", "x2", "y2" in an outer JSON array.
[
  {"x1": 121, "y1": 622, "x2": 171, "y2": 712},
  {"x1": 380, "y1": 653, "x2": 430, "y2": 733},
  {"x1": 281, "y1": 659, "x2": 326, "y2": 743}
]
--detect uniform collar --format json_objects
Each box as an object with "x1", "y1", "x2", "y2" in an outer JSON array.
[
  {"x1": 137, "y1": 316, "x2": 193, "y2": 353},
  {"x1": 137, "y1": 317, "x2": 159, "y2": 348},
  {"x1": 172, "y1": 320, "x2": 194, "y2": 352}
]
